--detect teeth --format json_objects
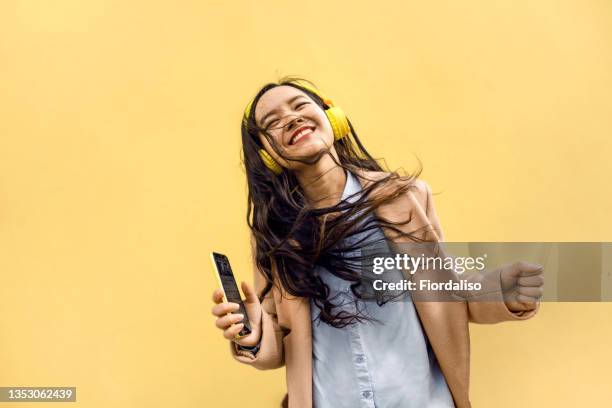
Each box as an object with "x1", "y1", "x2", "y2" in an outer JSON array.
[{"x1": 291, "y1": 127, "x2": 313, "y2": 145}]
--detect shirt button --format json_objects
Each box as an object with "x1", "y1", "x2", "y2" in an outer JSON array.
[
  {"x1": 355, "y1": 355, "x2": 365, "y2": 364},
  {"x1": 362, "y1": 390, "x2": 371, "y2": 399}
]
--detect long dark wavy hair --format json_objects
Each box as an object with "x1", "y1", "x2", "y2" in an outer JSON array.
[{"x1": 241, "y1": 77, "x2": 428, "y2": 328}]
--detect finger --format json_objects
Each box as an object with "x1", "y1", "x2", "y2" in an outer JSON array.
[
  {"x1": 517, "y1": 294, "x2": 539, "y2": 304},
  {"x1": 518, "y1": 286, "x2": 543, "y2": 299},
  {"x1": 224, "y1": 323, "x2": 244, "y2": 340},
  {"x1": 518, "y1": 275, "x2": 544, "y2": 287},
  {"x1": 215, "y1": 313, "x2": 244, "y2": 330},
  {"x1": 241, "y1": 281, "x2": 258, "y2": 304},
  {"x1": 515, "y1": 261, "x2": 543, "y2": 277},
  {"x1": 212, "y1": 288, "x2": 224, "y2": 304},
  {"x1": 211, "y1": 302, "x2": 239, "y2": 317}
]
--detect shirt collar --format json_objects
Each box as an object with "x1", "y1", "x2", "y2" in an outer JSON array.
[{"x1": 340, "y1": 170, "x2": 361, "y2": 202}]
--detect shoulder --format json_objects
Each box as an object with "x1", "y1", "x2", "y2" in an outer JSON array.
[
  {"x1": 410, "y1": 178, "x2": 433, "y2": 212},
  {"x1": 355, "y1": 169, "x2": 432, "y2": 210}
]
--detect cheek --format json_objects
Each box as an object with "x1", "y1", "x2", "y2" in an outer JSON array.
[
  {"x1": 258, "y1": 132, "x2": 282, "y2": 149},
  {"x1": 320, "y1": 121, "x2": 335, "y2": 144},
  {"x1": 315, "y1": 113, "x2": 334, "y2": 141}
]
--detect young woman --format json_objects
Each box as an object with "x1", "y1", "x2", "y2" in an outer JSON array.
[{"x1": 211, "y1": 78, "x2": 543, "y2": 408}]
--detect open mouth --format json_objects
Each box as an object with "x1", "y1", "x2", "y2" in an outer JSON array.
[{"x1": 289, "y1": 126, "x2": 315, "y2": 146}]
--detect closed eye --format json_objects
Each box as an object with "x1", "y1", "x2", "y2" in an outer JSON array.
[
  {"x1": 264, "y1": 101, "x2": 310, "y2": 129},
  {"x1": 266, "y1": 119, "x2": 280, "y2": 130}
]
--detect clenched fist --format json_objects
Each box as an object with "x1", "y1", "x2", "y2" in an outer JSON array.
[{"x1": 500, "y1": 261, "x2": 544, "y2": 312}]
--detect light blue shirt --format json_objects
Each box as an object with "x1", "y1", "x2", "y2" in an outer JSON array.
[{"x1": 310, "y1": 171, "x2": 455, "y2": 408}]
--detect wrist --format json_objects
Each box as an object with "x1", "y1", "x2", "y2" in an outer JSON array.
[{"x1": 236, "y1": 342, "x2": 260, "y2": 355}]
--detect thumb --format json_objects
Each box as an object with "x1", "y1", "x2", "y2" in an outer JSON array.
[{"x1": 241, "y1": 281, "x2": 259, "y2": 304}]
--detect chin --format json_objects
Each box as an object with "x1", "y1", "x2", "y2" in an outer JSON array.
[{"x1": 289, "y1": 138, "x2": 332, "y2": 156}]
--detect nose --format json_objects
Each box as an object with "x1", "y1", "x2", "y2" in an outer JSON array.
[{"x1": 285, "y1": 116, "x2": 304, "y2": 132}]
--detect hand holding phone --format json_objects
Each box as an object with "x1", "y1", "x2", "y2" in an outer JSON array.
[{"x1": 210, "y1": 252, "x2": 262, "y2": 347}]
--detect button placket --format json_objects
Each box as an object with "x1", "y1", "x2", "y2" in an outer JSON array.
[{"x1": 347, "y1": 302, "x2": 375, "y2": 408}]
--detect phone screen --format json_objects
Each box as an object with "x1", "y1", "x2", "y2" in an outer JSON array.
[{"x1": 211, "y1": 252, "x2": 252, "y2": 337}]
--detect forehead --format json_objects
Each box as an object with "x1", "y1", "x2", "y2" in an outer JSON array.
[{"x1": 254, "y1": 85, "x2": 310, "y2": 123}]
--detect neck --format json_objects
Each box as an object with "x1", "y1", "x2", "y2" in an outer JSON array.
[{"x1": 295, "y1": 153, "x2": 347, "y2": 209}]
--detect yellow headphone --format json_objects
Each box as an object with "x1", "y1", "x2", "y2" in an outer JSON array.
[{"x1": 243, "y1": 80, "x2": 350, "y2": 175}]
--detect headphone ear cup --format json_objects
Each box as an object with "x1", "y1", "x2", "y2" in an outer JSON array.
[
  {"x1": 325, "y1": 106, "x2": 350, "y2": 141},
  {"x1": 259, "y1": 149, "x2": 283, "y2": 175}
]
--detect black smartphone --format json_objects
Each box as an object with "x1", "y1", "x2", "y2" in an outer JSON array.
[{"x1": 210, "y1": 252, "x2": 252, "y2": 338}]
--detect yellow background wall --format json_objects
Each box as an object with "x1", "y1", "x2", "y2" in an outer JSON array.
[{"x1": 1, "y1": 1, "x2": 610, "y2": 406}]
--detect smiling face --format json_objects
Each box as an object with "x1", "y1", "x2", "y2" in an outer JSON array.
[{"x1": 254, "y1": 85, "x2": 335, "y2": 172}]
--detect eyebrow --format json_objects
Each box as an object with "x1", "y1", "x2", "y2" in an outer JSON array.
[{"x1": 259, "y1": 94, "x2": 309, "y2": 127}]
